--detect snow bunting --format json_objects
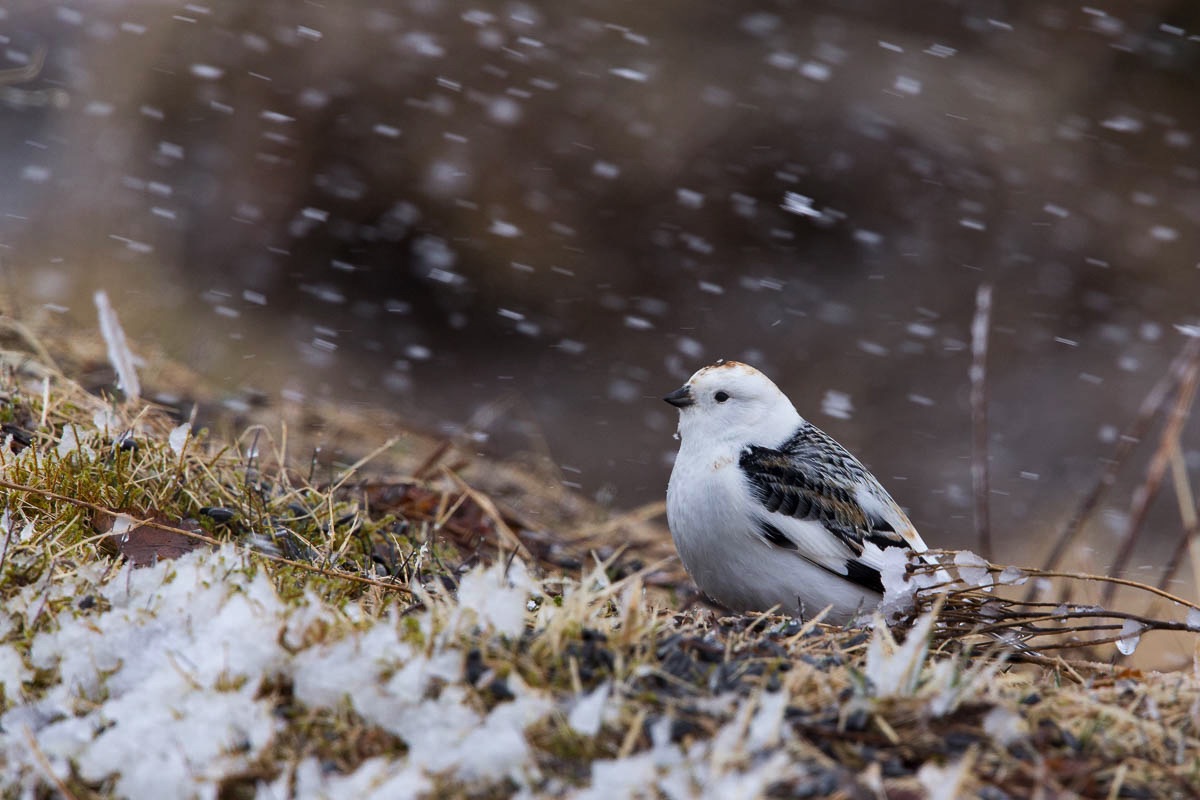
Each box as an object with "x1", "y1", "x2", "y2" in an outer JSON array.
[{"x1": 664, "y1": 361, "x2": 927, "y2": 624}]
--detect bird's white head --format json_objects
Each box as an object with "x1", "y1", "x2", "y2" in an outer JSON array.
[{"x1": 664, "y1": 361, "x2": 801, "y2": 449}]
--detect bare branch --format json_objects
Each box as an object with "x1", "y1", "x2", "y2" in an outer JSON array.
[
  {"x1": 1035, "y1": 337, "x2": 1200, "y2": 583},
  {"x1": 1103, "y1": 347, "x2": 1200, "y2": 604}
]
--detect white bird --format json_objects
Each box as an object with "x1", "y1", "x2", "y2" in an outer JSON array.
[{"x1": 664, "y1": 360, "x2": 928, "y2": 624}]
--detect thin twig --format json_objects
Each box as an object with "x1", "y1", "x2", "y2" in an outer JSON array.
[
  {"x1": 0, "y1": 316, "x2": 63, "y2": 375},
  {"x1": 901, "y1": 550, "x2": 1200, "y2": 657},
  {"x1": 1103, "y1": 348, "x2": 1200, "y2": 605},
  {"x1": 326, "y1": 436, "x2": 401, "y2": 495},
  {"x1": 969, "y1": 284, "x2": 993, "y2": 559},
  {"x1": 1155, "y1": 443, "x2": 1199, "y2": 592},
  {"x1": 1024, "y1": 568, "x2": 1200, "y2": 610},
  {"x1": 442, "y1": 467, "x2": 534, "y2": 561},
  {"x1": 1034, "y1": 337, "x2": 1200, "y2": 583},
  {"x1": 0, "y1": 498, "x2": 14, "y2": 576},
  {"x1": 565, "y1": 499, "x2": 668, "y2": 543},
  {"x1": 914, "y1": 549, "x2": 1200, "y2": 610},
  {"x1": 0, "y1": 42, "x2": 47, "y2": 86},
  {"x1": 413, "y1": 439, "x2": 453, "y2": 481}
]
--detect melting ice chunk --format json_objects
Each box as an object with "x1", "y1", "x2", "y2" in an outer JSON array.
[
  {"x1": 1115, "y1": 619, "x2": 1143, "y2": 656},
  {"x1": 169, "y1": 423, "x2": 191, "y2": 455},
  {"x1": 1187, "y1": 607, "x2": 1200, "y2": 631},
  {"x1": 997, "y1": 566, "x2": 1028, "y2": 586},
  {"x1": 954, "y1": 550, "x2": 992, "y2": 587}
]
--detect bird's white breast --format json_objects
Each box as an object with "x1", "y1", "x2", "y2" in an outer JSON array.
[
  {"x1": 666, "y1": 434, "x2": 880, "y2": 623},
  {"x1": 666, "y1": 437, "x2": 750, "y2": 588}
]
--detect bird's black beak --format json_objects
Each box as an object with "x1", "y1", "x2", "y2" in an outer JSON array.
[{"x1": 663, "y1": 385, "x2": 694, "y2": 408}]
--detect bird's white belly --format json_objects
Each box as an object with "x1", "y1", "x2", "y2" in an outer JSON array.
[{"x1": 666, "y1": 452, "x2": 879, "y2": 624}]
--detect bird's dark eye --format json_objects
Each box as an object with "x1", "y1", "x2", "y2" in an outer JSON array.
[{"x1": 714, "y1": 391, "x2": 730, "y2": 403}]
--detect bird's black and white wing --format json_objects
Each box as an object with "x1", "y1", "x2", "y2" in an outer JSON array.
[{"x1": 738, "y1": 422, "x2": 926, "y2": 593}]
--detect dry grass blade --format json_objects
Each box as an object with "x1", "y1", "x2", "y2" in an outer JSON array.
[
  {"x1": 93, "y1": 290, "x2": 140, "y2": 402},
  {"x1": 22, "y1": 727, "x2": 78, "y2": 800},
  {"x1": 442, "y1": 467, "x2": 534, "y2": 561},
  {"x1": 1156, "y1": 444, "x2": 1199, "y2": 592},
  {"x1": 969, "y1": 284, "x2": 993, "y2": 559},
  {"x1": 1102, "y1": 345, "x2": 1200, "y2": 605},
  {"x1": 0, "y1": 316, "x2": 62, "y2": 374}
]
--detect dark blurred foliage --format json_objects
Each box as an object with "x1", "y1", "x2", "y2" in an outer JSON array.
[{"x1": 2, "y1": 1, "x2": 1200, "y2": 566}]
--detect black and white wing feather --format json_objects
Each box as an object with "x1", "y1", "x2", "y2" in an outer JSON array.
[{"x1": 738, "y1": 422, "x2": 926, "y2": 593}]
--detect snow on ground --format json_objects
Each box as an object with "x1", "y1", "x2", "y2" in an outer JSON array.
[
  {"x1": 0, "y1": 544, "x2": 550, "y2": 797},
  {"x1": 0, "y1": 544, "x2": 807, "y2": 799}
]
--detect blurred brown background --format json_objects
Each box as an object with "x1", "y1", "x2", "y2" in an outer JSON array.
[{"x1": 2, "y1": 1, "x2": 1199, "y2": 582}]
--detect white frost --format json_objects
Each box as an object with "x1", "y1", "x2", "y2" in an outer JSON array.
[
  {"x1": 168, "y1": 423, "x2": 191, "y2": 455},
  {"x1": 93, "y1": 408, "x2": 122, "y2": 436},
  {"x1": 56, "y1": 424, "x2": 93, "y2": 460},
  {"x1": 568, "y1": 681, "x2": 611, "y2": 736},
  {"x1": 289, "y1": 757, "x2": 430, "y2": 800},
  {"x1": 982, "y1": 706, "x2": 1026, "y2": 746},
  {"x1": 0, "y1": 645, "x2": 31, "y2": 703},
  {"x1": 864, "y1": 610, "x2": 936, "y2": 696},
  {"x1": 917, "y1": 755, "x2": 972, "y2": 800},
  {"x1": 6, "y1": 548, "x2": 284, "y2": 799},
  {"x1": 455, "y1": 560, "x2": 531, "y2": 638},
  {"x1": 0, "y1": 545, "x2": 560, "y2": 798},
  {"x1": 747, "y1": 690, "x2": 788, "y2": 749}
]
